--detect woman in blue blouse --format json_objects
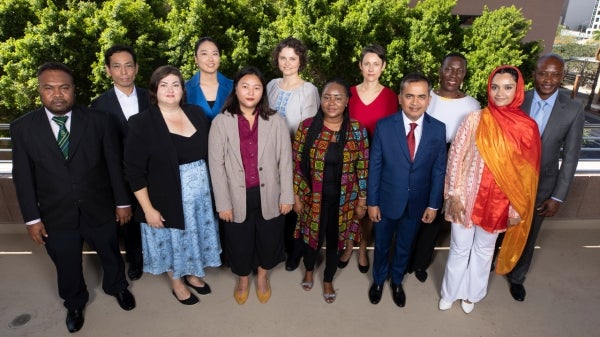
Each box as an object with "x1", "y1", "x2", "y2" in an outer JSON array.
[{"x1": 185, "y1": 37, "x2": 233, "y2": 120}]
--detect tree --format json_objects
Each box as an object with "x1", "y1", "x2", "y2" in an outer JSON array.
[
  {"x1": 0, "y1": 0, "x2": 100, "y2": 123},
  {"x1": 258, "y1": 0, "x2": 411, "y2": 87},
  {"x1": 461, "y1": 5, "x2": 541, "y2": 104},
  {"x1": 0, "y1": 0, "x2": 40, "y2": 41},
  {"x1": 404, "y1": 0, "x2": 462, "y2": 80},
  {"x1": 0, "y1": 0, "x2": 543, "y2": 123},
  {"x1": 88, "y1": 0, "x2": 168, "y2": 97},
  {"x1": 162, "y1": 0, "x2": 276, "y2": 81}
]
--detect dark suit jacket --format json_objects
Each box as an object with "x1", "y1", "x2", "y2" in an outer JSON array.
[
  {"x1": 367, "y1": 111, "x2": 447, "y2": 219},
  {"x1": 90, "y1": 86, "x2": 150, "y2": 140},
  {"x1": 10, "y1": 106, "x2": 130, "y2": 228},
  {"x1": 124, "y1": 104, "x2": 210, "y2": 229},
  {"x1": 521, "y1": 90, "x2": 584, "y2": 203}
]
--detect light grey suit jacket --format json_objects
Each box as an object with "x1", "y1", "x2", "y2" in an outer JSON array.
[
  {"x1": 521, "y1": 90, "x2": 584, "y2": 203},
  {"x1": 208, "y1": 111, "x2": 294, "y2": 223}
]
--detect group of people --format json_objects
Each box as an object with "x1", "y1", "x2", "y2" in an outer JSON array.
[{"x1": 10, "y1": 35, "x2": 584, "y2": 333}]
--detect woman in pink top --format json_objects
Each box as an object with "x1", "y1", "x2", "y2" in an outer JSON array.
[{"x1": 339, "y1": 44, "x2": 398, "y2": 273}]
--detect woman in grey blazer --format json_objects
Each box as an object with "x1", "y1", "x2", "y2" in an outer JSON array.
[{"x1": 208, "y1": 66, "x2": 294, "y2": 305}]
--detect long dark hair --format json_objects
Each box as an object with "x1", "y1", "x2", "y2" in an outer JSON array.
[
  {"x1": 300, "y1": 78, "x2": 352, "y2": 189},
  {"x1": 220, "y1": 66, "x2": 275, "y2": 120}
]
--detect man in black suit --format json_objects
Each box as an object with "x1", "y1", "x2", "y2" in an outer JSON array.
[
  {"x1": 506, "y1": 54, "x2": 585, "y2": 301},
  {"x1": 91, "y1": 45, "x2": 150, "y2": 281},
  {"x1": 11, "y1": 62, "x2": 136, "y2": 333}
]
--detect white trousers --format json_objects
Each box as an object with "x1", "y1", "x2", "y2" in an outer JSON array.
[{"x1": 440, "y1": 222, "x2": 498, "y2": 303}]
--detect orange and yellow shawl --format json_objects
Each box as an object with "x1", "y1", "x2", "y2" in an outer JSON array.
[{"x1": 474, "y1": 65, "x2": 541, "y2": 275}]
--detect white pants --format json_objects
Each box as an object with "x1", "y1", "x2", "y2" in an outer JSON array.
[{"x1": 440, "y1": 222, "x2": 498, "y2": 303}]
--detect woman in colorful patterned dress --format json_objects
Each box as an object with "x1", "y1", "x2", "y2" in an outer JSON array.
[{"x1": 293, "y1": 78, "x2": 369, "y2": 303}]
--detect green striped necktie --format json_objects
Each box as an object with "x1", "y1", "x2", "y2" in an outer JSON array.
[{"x1": 52, "y1": 115, "x2": 69, "y2": 159}]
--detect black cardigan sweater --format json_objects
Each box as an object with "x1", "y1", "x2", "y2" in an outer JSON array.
[{"x1": 124, "y1": 104, "x2": 210, "y2": 229}]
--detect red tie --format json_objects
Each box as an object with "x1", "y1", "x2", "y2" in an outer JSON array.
[{"x1": 407, "y1": 123, "x2": 417, "y2": 161}]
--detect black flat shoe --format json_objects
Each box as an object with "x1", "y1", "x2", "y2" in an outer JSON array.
[
  {"x1": 114, "y1": 289, "x2": 136, "y2": 311},
  {"x1": 184, "y1": 277, "x2": 212, "y2": 295},
  {"x1": 338, "y1": 250, "x2": 351, "y2": 269},
  {"x1": 172, "y1": 290, "x2": 199, "y2": 305},
  {"x1": 66, "y1": 308, "x2": 84, "y2": 333},
  {"x1": 358, "y1": 256, "x2": 369, "y2": 273}
]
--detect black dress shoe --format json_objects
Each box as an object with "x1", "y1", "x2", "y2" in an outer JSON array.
[
  {"x1": 114, "y1": 289, "x2": 136, "y2": 311},
  {"x1": 368, "y1": 283, "x2": 383, "y2": 304},
  {"x1": 66, "y1": 308, "x2": 84, "y2": 333},
  {"x1": 415, "y1": 269, "x2": 428, "y2": 283},
  {"x1": 127, "y1": 265, "x2": 143, "y2": 281},
  {"x1": 510, "y1": 283, "x2": 526, "y2": 301},
  {"x1": 184, "y1": 278, "x2": 212, "y2": 295},
  {"x1": 391, "y1": 283, "x2": 406, "y2": 307},
  {"x1": 172, "y1": 290, "x2": 199, "y2": 305}
]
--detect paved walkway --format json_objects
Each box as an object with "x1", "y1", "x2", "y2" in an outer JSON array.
[{"x1": 1, "y1": 219, "x2": 599, "y2": 337}]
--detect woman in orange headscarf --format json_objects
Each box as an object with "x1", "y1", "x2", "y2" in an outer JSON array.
[{"x1": 438, "y1": 65, "x2": 541, "y2": 314}]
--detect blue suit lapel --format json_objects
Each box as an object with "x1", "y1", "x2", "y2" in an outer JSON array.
[{"x1": 393, "y1": 112, "x2": 411, "y2": 162}]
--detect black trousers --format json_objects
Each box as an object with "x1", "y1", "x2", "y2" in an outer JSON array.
[
  {"x1": 225, "y1": 187, "x2": 285, "y2": 276},
  {"x1": 284, "y1": 211, "x2": 304, "y2": 261},
  {"x1": 303, "y1": 184, "x2": 340, "y2": 283},
  {"x1": 44, "y1": 211, "x2": 128, "y2": 310},
  {"x1": 121, "y1": 219, "x2": 143, "y2": 267}
]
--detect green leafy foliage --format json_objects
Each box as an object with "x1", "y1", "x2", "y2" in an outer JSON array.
[
  {"x1": 0, "y1": 0, "x2": 543, "y2": 123},
  {"x1": 461, "y1": 5, "x2": 540, "y2": 104}
]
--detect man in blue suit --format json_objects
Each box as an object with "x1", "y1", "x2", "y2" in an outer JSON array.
[{"x1": 367, "y1": 73, "x2": 447, "y2": 307}]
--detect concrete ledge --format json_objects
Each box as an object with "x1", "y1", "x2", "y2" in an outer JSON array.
[{"x1": 1, "y1": 174, "x2": 599, "y2": 226}]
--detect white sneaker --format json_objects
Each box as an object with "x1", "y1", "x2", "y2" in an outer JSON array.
[
  {"x1": 461, "y1": 300, "x2": 474, "y2": 314},
  {"x1": 438, "y1": 298, "x2": 453, "y2": 310}
]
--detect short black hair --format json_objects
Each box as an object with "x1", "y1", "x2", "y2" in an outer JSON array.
[
  {"x1": 399, "y1": 72, "x2": 431, "y2": 93},
  {"x1": 104, "y1": 45, "x2": 137, "y2": 66},
  {"x1": 37, "y1": 62, "x2": 74, "y2": 81},
  {"x1": 360, "y1": 44, "x2": 387, "y2": 63},
  {"x1": 441, "y1": 52, "x2": 467, "y2": 67}
]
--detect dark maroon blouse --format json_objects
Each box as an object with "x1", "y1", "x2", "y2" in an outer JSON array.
[{"x1": 238, "y1": 114, "x2": 260, "y2": 188}]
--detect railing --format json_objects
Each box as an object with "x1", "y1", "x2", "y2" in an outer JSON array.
[
  {"x1": 0, "y1": 123, "x2": 11, "y2": 163},
  {"x1": 2, "y1": 123, "x2": 600, "y2": 171}
]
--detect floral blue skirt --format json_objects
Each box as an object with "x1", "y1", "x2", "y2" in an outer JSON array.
[{"x1": 141, "y1": 160, "x2": 221, "y2": 278}]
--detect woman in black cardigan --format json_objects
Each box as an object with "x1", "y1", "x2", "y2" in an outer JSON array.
[{"x1": 125, "y1": 65, "x2": 221, "y2": 305}]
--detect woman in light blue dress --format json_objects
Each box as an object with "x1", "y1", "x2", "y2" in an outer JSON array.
[{"x1": 125, "y1": 65, "x2": 221, "y2": 305}]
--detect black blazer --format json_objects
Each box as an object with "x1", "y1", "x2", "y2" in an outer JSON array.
[
  {"x1": 124, "y1": 104, "x2": 210, "y2": 229},
  {"x1": 10, "y1": 106, "x2": 130, "y2": 228},
  {"x1": 90, "y1": 86, "x2": 150, "y2": 140}
]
